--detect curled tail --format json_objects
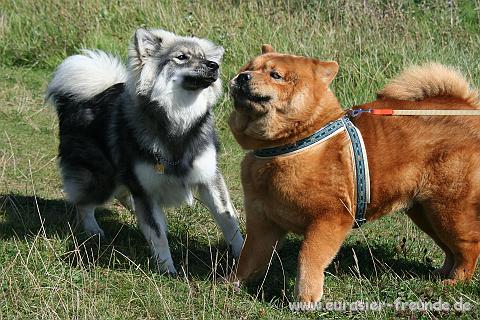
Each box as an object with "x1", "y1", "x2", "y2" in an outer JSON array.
[
  {"x1": 378, "y1": 63, "x2": 480, "y2": 108},
  {"x1": 46, "y1": 49, "x2": 127, "y2": 108}
]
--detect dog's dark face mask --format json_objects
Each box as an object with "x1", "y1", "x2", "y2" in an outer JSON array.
[{"x1": 172, "y1": 53, "x2": 220, "y2": 91}]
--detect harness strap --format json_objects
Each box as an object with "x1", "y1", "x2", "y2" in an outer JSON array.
[
  {"x1": 254, "y1": 115, "x2": 370, "y2": 227},
  {"x1": 341, "y1": 116, "x2": 370, "y2": 227},
  {"x1": 254, "y1": 119, "x2": 345, "y2": 158}
]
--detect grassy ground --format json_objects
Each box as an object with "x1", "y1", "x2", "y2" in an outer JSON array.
[{"x1": 1, "y1": 0, "x2": 479, "y2": 318}]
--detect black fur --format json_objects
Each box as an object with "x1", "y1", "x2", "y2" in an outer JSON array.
[
  {"x1": 54, "y1": 84, "x2": 124, "y2": 205},
  {"x1": 53, "y1": 82, "x2": 219, "y2": 233}
]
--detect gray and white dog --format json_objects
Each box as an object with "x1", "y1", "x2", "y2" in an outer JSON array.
[{"x1": 46, "y1": 28, "x2": 244, "y2": 274}]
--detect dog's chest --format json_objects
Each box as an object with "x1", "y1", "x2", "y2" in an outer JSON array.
[
  {"x1": 243, "y1": 140, "x2": 356, "y2": 231},
  {"x1": 133, "y1": 146, "x2": 217, "y2": 207}
]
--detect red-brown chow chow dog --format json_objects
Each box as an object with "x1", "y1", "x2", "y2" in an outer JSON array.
[{"x1": 228, "y1": 45, "x2": 480, "y2": 302}]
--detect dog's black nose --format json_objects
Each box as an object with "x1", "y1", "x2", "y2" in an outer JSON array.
[
  {"x1": 205, "y1": 61, "x2": 219, "y2": 71},
  {"x1": 237, "y1": 72, "x2": 252, "y2": 84}
]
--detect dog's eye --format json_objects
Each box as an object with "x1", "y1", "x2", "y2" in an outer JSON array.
[
  {"x1": 176, "y1": 54, "x2": 188, "y2": 61},
  {"x1": 270, "y1": 71, "x2": 282, "y2": 80}
]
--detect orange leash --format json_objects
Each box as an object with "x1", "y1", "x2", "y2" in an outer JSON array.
[{"x1": 351, "y1": 109, "x2": 480, "y2": 116}]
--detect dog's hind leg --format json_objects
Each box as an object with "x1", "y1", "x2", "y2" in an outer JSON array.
[
  {"x1": 59, "y1": 139, "x2": 116, "y2": 238},
  {"x1": 447, "y1": 241, "x2": 480, "y2": 282},
  {"x1": 62, "y1": 170, "x2": 112, "y2": 239},
  {"x1": 441, "y1": 214, "x2": 480, "y2": 282},
  {"x1": 198, "y1": 173, "x2": 244, "y2": 258},
  {"x1": 76, "y1": 205, "x2": 105, "y2": 238},
  {"x1": 132, "y1": 196, "x2": 177, "y2": 275},
  {"x1": 406, "y1": 203, "x2": 455, "y2": 277},
  {"x1": 423, "y1": 200, "x2": 480, "y2": 282}
]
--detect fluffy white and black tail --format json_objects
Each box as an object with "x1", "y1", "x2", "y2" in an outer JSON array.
[{"x1": 46, "y1": 49, "x2": 127, "y2": 106}]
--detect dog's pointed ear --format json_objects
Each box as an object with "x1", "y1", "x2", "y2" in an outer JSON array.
[
  {"x1": 316, "y1": 61, "x2": 339, "y2": 85},
  {"x1": 261, "y1": 44, "x2": 275, "y2": 54},
  {"x1": 134, "y1": 28, "x2": 160, "y2": 60}
]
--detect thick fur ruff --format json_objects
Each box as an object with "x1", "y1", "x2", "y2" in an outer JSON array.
[
  {"x1": 47, "y1": 29, "x2": 244, "y2": 274},
  {"x1": 228, "y1": 47, "x2": 480, "y2": 303}
]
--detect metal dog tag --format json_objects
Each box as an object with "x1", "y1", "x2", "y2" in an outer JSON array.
[{"x1": 154, "y1": 163, "x2": 165, "y2": 174}]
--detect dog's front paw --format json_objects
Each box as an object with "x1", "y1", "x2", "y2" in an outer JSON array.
[
  {"x1": 442, "y1": 278, "x2": 458, "y2": 286},
  {"x1": 221, "y1": 272, "x2": 242, "y2": 292},
  {"x1": 232, "y1": 279, "x2": 241, "y2": 292},
  {"x1": 79, "y1": 215, "x2": 105, "y2": 239},
  {"x1": 296, "y1": 292, "x2": 323, "y2": 304},
  {"x1": 433, "y1": 266, "x2": 450, "y2": 278},
  {"x1": 295, "y1": 281, "x2": 324, "y2": 303},
  {"x1": 156, "y1": 257, "x2": 177, "y2": 276},
  {"x1": 84, "y1": 226, "x2": 105, "y2": 239}
]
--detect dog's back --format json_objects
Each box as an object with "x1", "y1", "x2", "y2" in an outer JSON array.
[
  {"x1": 355, "y1": 63, "x2": 480, "y2": 216},
  {"x1": 353, "y1": 63, "x2": 480, "y2": 282},
  {"x1": 373, "y1": 63, "x2": 480, "y2": 140},
  {"x1": 354, "y1": 63, "x2": 480, "y2": 157}
]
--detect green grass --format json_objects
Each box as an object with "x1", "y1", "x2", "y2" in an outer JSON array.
[{"x1": 1, "y1": 0, "x2": 479, "y2": 318}]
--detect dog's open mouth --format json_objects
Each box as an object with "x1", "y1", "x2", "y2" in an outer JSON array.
[{"x1": 182, "y1": 75, "x2": 217, "y2": 90}]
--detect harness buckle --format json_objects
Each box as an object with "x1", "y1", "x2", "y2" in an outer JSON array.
[{"x1": 348, "y1": 109, "x2": 372, "y2": 117}]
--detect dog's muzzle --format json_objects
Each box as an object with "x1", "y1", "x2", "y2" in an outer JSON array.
[
  {"x1": 230, "y1": 72, "x2": 270, "y2": 106},
  {"x1": 230, "y1": 72, "x2": 252, "y2": 98},
  {"x1": 181, "y1": 60, "x2": 219, "y2": 90},
  {"x1": 235, "y1": 72, "x2": 252, "y2": 85}
]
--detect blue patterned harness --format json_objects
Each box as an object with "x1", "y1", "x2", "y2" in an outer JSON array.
[{"x1": 254, "y1": 115, "x2": 370, "y2": 227}]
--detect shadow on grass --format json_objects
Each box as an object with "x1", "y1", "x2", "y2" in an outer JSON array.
[
  {"x1": 0, "y1": 193, "x2": 77, "y2": 239},
  {"x1": 242, "y1": 235, "x2": 436, "y2": 304},
  {"x1": 0, "y1": 193, "x2": 435, "y2": 298},
  {"x1": 0, "y1": 193, "x2": 238, "y2": 278}
]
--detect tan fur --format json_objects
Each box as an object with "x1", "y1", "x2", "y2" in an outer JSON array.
[
  {"x1": 228, "y1": 47, "x2": 480, "y2": 303},
  {"x1": 378, "y1": 63, "x2": 480, "y2": 107}
]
